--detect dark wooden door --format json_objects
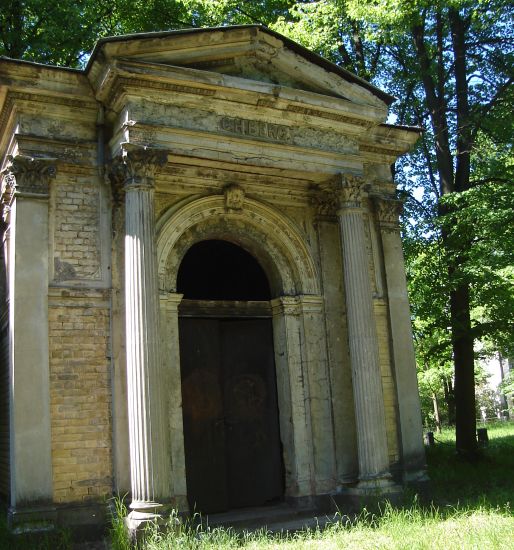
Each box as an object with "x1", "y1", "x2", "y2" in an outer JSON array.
[{"x1": 179, "y1": 317, "x2": 283, "y2": 513}]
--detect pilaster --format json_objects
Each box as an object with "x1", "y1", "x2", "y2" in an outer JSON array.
[
  {"x1": 297, "y1": 295, "x2": 336, "y2": 493},
  {"x1": 334, "y1": 175, "x2": 392, "y2": 488},
  {"x1": 1, "y1": 155, "x2": 56, "y2": 512},
  {"x1": 271, "y1": 297, "x2": 313, "y2": 497},
  {"x1": 312, "y1": 190, "x2": 358, "y2": 486},
  {"x1": 375, "y1": 197, "x2": 427, "y2": 482},
  {"x1": 159, "y1": 292, "x2": 188, "y2": 511},
  {"x1": 109, "y1": 144, "x2": 171, "y2": 529}
]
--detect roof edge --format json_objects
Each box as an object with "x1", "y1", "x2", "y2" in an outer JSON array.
[
  {"x1": 85, "y1": 25, "x2": 396, "y2": 106},
  {"x1": 0, "y1": 56, "x2": 81, "y2": 73},
  {"x1": 380, "y1": 122, "x2": 422, "y2": 133}
]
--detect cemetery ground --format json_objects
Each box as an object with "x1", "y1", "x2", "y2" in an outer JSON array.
[{"x1": 1, "y1": 422, "x2": 513, "y2": 549}]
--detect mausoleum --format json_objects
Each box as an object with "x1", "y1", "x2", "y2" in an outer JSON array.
[{"x1": 0, "y1": 26, "x2": 426, "y2": 530}]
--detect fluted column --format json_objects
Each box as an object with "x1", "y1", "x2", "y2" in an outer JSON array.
[
  {"x1": 336, "y1": 175, "x2": 391, "y2": 486},
  {"x1": 110, "y1": 145, "x2": 170, "y2": 526},
  {"x1": 375, "y1": 197, "x2": 427, "y2": 482},
  {"x1": 1, "y1": 155, "x2": 56, "y2": 511}
]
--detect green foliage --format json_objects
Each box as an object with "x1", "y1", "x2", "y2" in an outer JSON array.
[
  {"x1": 109, "y1": 495, "x2": 132, "y2": 550},
  {"x1": 0, "y1": 0, "x2": 119, "y2": 66},
  {"x1": 499, "y1": 371, "x2": 514, "y2": 401}
]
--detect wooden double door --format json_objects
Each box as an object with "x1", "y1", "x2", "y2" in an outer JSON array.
[{"x1": 179, "y1": 316, "x2": 284, "y2": 513}]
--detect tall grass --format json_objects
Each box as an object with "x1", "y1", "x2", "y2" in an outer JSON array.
[
  {"x1": 116, "y1": 501, "x2": 513, "y2": 550},
  {"x1": 3, "y1": 422, "x2": 513, "y2": 549},
  {"x1": 118, "y1": 422, "x2": 514, "y2": 549}
]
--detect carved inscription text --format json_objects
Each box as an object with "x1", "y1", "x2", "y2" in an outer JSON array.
[{"x1": 219, "y1": 116, "x2": 292, "y2": 143}]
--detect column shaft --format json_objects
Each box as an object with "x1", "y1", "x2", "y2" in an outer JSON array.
[
  {"x1": 111, "y1": 145, "x2": 170, "y2": 518},
  {"x1": 338, "y1": 201, "x2": 390, "y2": 482},
  {"x1": 125, "y1": 185, "x2": 170, "y2": 506}
]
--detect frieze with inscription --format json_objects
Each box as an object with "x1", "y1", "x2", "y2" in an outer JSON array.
[
  {"x1": 219, "y1": 116, "x2": 292, "y2": 143},
  {"x1": 127, "y1": 102, "x2": 357, "y2": 154}
]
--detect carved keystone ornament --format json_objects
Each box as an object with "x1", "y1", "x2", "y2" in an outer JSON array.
[{"x1": 224, "y1": 184, "x2": 245, "y2": 211}]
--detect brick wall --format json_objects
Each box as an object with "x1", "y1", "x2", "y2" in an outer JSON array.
[
  {"x1": 48, "y1": 288, "x2": 112, "y2": 503},
  {"x1": 52, "y1": 178, "x2": 102, "y2": 282}
]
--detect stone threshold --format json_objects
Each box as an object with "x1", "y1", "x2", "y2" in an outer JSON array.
[{"x1": 196, "y1": 502, "x2": 343, "y2": 533}]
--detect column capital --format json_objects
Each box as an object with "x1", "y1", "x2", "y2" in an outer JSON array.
[
  {"x1": 109, "y1": 144, "x2": 168, "y2": 192},
  {"x1": 339, "y1": 174, "x2": 365, "y2": 208},
  {"x1": 374, "y1": 196, "x2": 404, "y2": 231},
  {"x1": 1, "y1": 155, "x2": 57, "y2": 204},
  {"x1": 311, "y1": 174, "x2": 366, "y2": 217}
]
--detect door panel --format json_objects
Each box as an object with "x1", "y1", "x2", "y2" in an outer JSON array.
[
  {"x1": 179, "y1": 318, "x2": 228, "y2": 513},
  {"x1": 179, "y1": 316, "x2": 283, "y2": 513},
  {"x1": 221, "y1": 320, "x2": 284, "y2": 509}
]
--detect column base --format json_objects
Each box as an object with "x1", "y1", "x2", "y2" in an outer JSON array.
[
  {"x1": 125, "y1": 502, "x2": 180, "y2": 538},
  {"x1": 403, "y1": 468, "x2": 429, "y2": 484},
  {"x1": 350, "y1": 472, "x2": 401, "y2": 496}
]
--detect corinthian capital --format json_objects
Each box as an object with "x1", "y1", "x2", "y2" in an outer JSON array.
[
  {"x1": 1, "y1": 155, "x2": 57, "y2": 201},
  {"x1": 311, "y1": 173, "x2": 365, "y2": 216},
  {"x1": 374, "y1": 197, "x2": 404, "y2": 230},
  {"x1": 109, "y1": 144, "x2": 168, "y2": 191},
  {"x1": 339, "y1": 174, "x2": 365, "y2": 207}
]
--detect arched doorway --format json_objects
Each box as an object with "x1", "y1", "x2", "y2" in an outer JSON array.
[{"x1": 177, "y1": 240, "x2": 284, "y2": 513}]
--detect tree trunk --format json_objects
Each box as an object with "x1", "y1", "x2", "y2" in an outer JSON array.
[
  {"x1": 432, "y1": 393, "x2": 441, "y2": 433},
  {"x1": 498, "y1": 354, "x2": 509, "y2": 419},
  {"x1": 443, "y1": 376, "x2": 456, "y2": 426},
  {"x1": 448, "y1": 7, "x2": 478, "y2": 457},
  {"x1": 412, "y1": 9, "x2": 478, "y2": 457},
  {"x1": 3, "y1": 0, "x2": 26, "y2": 58},
  {"x1": 451, "y1": 282, "x2": 477, "y2": 455}
]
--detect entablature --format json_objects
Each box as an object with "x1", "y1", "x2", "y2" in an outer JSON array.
[{"x1": 96, "y1": 58, "x2": 387, "y2": 135}]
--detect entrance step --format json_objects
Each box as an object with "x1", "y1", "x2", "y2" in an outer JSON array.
[{"x1": 198, "y1": 503, "x2": 342, "y2": 533}]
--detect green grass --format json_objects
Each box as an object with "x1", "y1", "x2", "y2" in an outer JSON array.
[
  {"x1": 426, "y1": 421, "x2": 514, "y2": 508},
  {"x1": 131, "y1": 504, "x2": 513, "y2": 550},
  {"x1": 0, "y1": 519, "x2": 71, "y2": 550},
  {"x1": 127, "y1": 421, "x2": 514, "y2": 550},
  {"x1": 4, "y1": 422, "x2": 514, "y2": 549}
]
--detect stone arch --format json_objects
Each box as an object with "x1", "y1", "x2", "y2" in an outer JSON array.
[{"x1": 156, "y1": 195, "x2": 320, "y2": 296}]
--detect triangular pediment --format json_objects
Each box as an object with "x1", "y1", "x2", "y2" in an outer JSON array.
[{"x1": 88, "y1": 26, "x2": 393, "y2": 109}]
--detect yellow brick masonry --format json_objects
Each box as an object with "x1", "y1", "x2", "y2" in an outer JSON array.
[
  {"x1": 48, "y1": 288, "x2": 112, "y2": 504},
  {"x1": 52, "y1": 178, "x2": 101, "y2": 280}
]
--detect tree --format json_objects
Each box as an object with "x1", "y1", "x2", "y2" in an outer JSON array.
[
  {"x1": 0, "y1": 0, "x2": 118, "y2": 65},
  {"x1": 343, "y1": 0, "x2": 513, "y2": 457}
]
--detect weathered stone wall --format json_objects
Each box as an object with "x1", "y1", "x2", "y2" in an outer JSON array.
[
  {"x1": 48, "y1": 287, "x2": 112, "y2": 503},
  {"x1": 375, "y1": 303, "x2": 400, "y2": 463},
  {"x1": 0, "y1": 320, "x2": 9, "y2": 501}
]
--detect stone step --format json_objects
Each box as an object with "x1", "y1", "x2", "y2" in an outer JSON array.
[{"x1": 197, "y1": 504, "x2": 343, "y2": 533}]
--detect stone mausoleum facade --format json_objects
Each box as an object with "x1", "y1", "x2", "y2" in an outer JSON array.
[{"x1": 0, "y1": 26, "x2": 426, "y2": 529}]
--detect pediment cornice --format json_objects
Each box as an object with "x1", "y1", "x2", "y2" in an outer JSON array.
[{"x1": 95, "y1": 58, "x2": 387, "y2": 138}]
